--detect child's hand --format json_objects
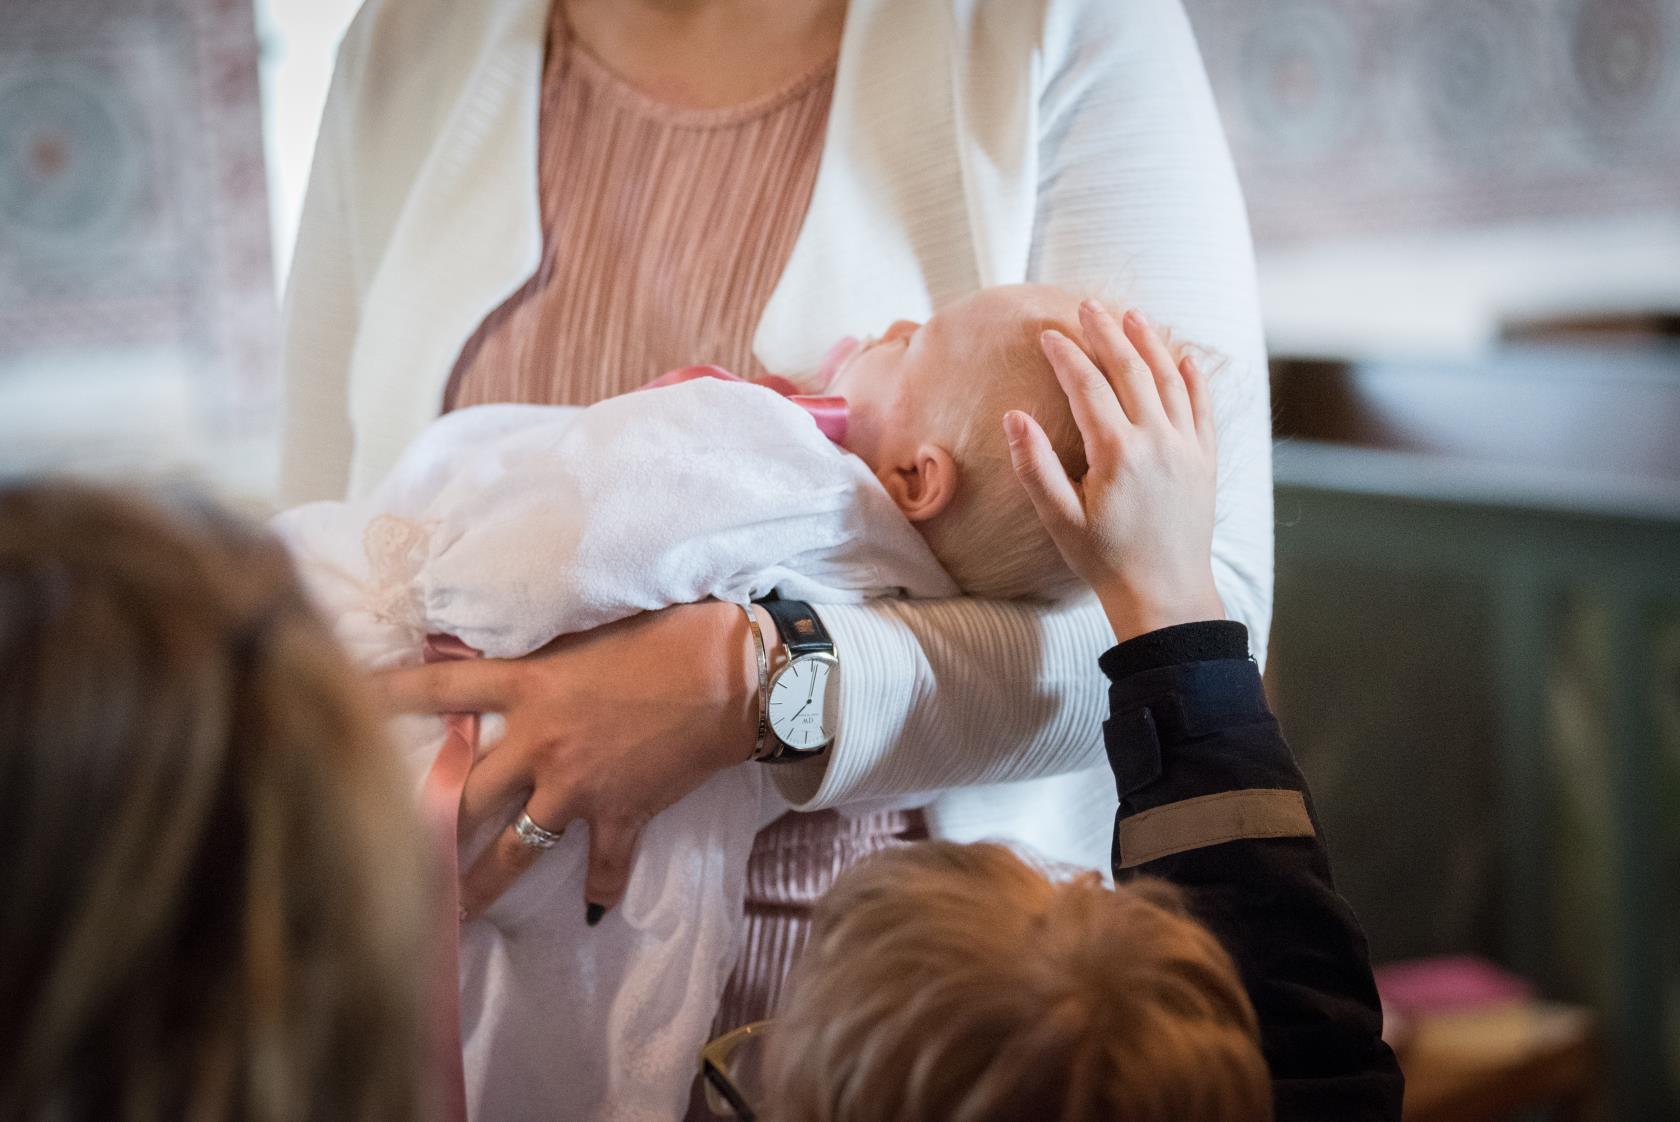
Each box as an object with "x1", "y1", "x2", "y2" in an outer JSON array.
[{"x1": 1004, "y1": 301, "x2": 1224, "y2": 644}]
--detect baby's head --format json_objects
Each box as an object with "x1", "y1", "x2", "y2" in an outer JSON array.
[{"x1": 826, "y1": 284, "x2": 1100, "y2": 600}]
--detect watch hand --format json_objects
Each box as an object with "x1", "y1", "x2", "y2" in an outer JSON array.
[{"x1": 805, "y1": 670, "x2": 817, "y2": 703}]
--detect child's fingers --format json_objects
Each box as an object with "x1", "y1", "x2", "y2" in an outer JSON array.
[
  {"x1": 1079, "y1": 300, "x2": 1164, "y2": 427},
  {"x1": 1123, "y1": 310, "x2": 1192, "y2": 432},
  {"x1": 1040, "y1": 330, "x2": 1127, "y2": 460},
  {"x1": 1182, "y1": 356, "x2": 1216, "y2": 455},
  {"x1": 1005, "y1": 410, "x2": 1084, "y2": 535}
]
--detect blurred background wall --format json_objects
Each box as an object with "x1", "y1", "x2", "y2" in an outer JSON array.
[
  {"x1": 2, "y1": 0, "x2": 1677, "y2": 1117},
  {"x1": 10, "y1": 0, "x2": 1677, "y2": 492},
  {"x1": 1194, "y1": 0, "x2": 1680, "y2": 356},
  {"x1": 1172, "y1": 3, "x2": 1680, "y2": 1117},
  {"x1": 0, "y1": 0, "x2": 277, "y2": 492}
]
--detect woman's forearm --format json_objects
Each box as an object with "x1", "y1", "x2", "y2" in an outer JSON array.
[
  {"x1": 775, "y1": 509, "x2": 1268, "y2": 812},
  {"x1": 770, "y1": 594, "x2": 1112, "y2": 808}
]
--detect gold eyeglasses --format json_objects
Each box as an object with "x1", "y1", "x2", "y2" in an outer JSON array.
[{"x1": 699, "y1": 1020, "x2": 773, "y2": 1121}]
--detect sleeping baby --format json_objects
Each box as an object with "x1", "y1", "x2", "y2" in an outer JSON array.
[{"x1": 275, "y1": 283, "x2": 1132, "y2": 1121}]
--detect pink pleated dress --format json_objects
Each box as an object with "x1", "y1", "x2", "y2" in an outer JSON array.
[{"x1": 443, "y1": 11, "x2": 924, "y2": 1115}]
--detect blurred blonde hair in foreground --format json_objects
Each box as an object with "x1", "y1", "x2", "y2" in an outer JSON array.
[
  {"x1": 763, "y1": 840, "x2": 1272, "y2": 1122},
  {"x1": 0, "y1": 482, "x2": 429, "y2": 1122}
]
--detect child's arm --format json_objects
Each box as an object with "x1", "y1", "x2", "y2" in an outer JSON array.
[
  {"x1": 1011, "y1": 300, "x2": 1402, "y2": 1120},
  {"x1": 1100, "y1": 627, "x2": 1404, "y2": 1121}
]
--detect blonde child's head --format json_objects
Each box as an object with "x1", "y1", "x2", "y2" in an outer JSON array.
[
  {"x1": 762, "y1": 840, "x2": 1271, "y2": 1122},
  {"x1": 0, "y1": 482, "x2": 429, "y2": 1122},
  {"x1": 826, "y1": 284, "x2": 1200, "y2": 601}
]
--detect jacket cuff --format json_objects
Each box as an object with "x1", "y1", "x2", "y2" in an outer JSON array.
[
  {"x1": 762, "y1": 599, "x2": 924, "y2": 809},
  {"x1": 1103, "y1": 658, "x2": 1271, "y2": 798},
  {"x1": 1102, "y1": 656, "x2": 1316, "y2": 867},
  {"x1": 1115, "y1": 787, "x2": 1313, "y2": 868},
  {"x1": 1098, "y1": 620, "x2": 1250, "y2": 682}
]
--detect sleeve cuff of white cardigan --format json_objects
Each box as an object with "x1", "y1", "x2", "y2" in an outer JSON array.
[{"x1": 763, "y1": 599, "x2": 924, "y2": 809}]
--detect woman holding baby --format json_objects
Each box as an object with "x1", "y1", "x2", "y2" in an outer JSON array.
[{"x1": 281, "y1": 0, "x2": 1272, "y2": 1116}]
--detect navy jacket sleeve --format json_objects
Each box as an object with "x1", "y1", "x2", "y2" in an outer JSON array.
[{"x1": 1101, "y1": 622, "x2": 1403, "y2": 1122}]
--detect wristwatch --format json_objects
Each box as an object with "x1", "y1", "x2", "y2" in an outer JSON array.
[{"x1": 753, "y1": 598, "x2": 839, "y2": 761}]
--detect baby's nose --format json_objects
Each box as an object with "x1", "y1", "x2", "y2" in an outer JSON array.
[{"x1": 884, "y1": 319, "x2": 921, "y2": 341}]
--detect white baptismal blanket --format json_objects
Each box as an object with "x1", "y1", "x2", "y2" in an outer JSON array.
[{"x1": 273, "y1": 377, "x2": 957, "y2": 1121}]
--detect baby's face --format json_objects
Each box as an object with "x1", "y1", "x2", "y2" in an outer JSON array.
[{"x1": 826, "y1": 284, "x2": 1086, "y2": 472}]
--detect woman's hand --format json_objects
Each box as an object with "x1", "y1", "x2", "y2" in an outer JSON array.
[
  {"x1": 1004, "y1": 300, "x2": 1224, "y2": 644},
  {"x1": 379, "y1": 601, "x2": 777, "y2": 921}
]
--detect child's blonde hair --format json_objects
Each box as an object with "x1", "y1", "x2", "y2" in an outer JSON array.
[
  {"x1": 762, "y1": 841, "x2": 1272, "y2": 1122},
  {"x1": 0, "y1": 482, "x2": 430, "y2": 1122}
]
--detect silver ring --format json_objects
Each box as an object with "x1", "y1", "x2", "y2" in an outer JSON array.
[{"x1": 513, "y1": 812, "x2": 564, "y2": 850}]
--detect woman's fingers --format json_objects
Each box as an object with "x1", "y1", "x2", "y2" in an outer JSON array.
[
  {"x1": 1040, "y1": 329, "x2": 1127, "y2": 458},
  {"x1": 459, "y1": 818, "x2": 546, "y2": 918},
  {"x1": 1183, "y1": 355, "x2": 1217, "y2": 454},
  {"x1": 379, "y1": 658, "x2": 518, "y2": 715},
  {"x1": 433, "y1": 602, "x2": 762, "y2": 920},
  {"x1": 457, "y1": 734, "x2": 533, "y2": 838},
  {"x1": 1078, "y1": 300, "x2": 1163, "y2": 426},
  {"x1": 584, "y1": 817, "x2": 644, "y2": 924},
  {"x1": 1123, "y1": 309, "x2": 1192, "y2": 432},
  {"x1": 459, "y1": 781, "x2": 579, "y2": 918},
  {"x1": 1004, "y1": 411, "x2": 1084, "y2": 535}
]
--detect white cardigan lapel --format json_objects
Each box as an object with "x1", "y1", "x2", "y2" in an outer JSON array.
[
  {"x1": 754, "y1": 0, "x2": 982, "y2": 375},
  {"x1": 948, "y1": 0, "x2": 1041, "y2": 291},
  {"x1": 754, "y1": 0, "x2": 1042, "y2": 376},
  {"x1": 346, "y1": 0, "x2": 550, "y2": 496}
]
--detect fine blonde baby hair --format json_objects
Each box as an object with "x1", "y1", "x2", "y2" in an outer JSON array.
[
  {"x1": 917, "y1": 300, "x2": 1087, "y2": 601},
  {"x1": 0, "y1": 482, "x2": 431, "y2": 1122},
  {"x1": 922, "y1": 288, "x2": 1211, "y2": 602},
  {"x1": 762, "y1": 840, "x2": 1272, "y2": 1122}
]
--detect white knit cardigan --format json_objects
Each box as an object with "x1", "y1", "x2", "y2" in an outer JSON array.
[{"x1": 279, "y1": 0, "x2": 1273, "y2": 870}]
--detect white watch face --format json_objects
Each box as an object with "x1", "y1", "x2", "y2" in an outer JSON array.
[{"x1": 767, "y1": 654, "x2": 839, "y2": 751}]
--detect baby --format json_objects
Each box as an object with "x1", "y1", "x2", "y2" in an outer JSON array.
[
  {"x1": 274, "y1": 283, "x2": 1126, "y2": 1121},
  {"x1": 816, "y1": 282, "x2": 1092, "y2": 599}
]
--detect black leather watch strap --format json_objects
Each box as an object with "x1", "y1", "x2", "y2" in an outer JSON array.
[{"x1": 755, "y1": 598, "x2": 833, "y2": 657}]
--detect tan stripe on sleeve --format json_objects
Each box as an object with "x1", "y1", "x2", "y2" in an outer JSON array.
[{"x1": 1117, "y1": 789, "x2": 1315, "y2": 869}]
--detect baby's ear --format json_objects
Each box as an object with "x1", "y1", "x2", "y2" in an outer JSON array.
[{"x1": 879, "y1": 444, "x2": 958, "y2": 523}]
